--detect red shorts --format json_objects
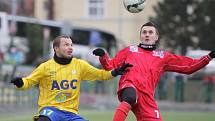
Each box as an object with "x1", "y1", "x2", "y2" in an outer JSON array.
[{"x1": 118, "y1": 81, "x2": 163, "y2": 121}]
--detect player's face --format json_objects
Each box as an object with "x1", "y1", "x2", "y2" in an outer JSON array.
[
  {"x1": 55, "y1": 38, "x2": 73, "y2": 59},
  {"x1": 140, "y1": 26, "x2": 158, "y2": 45}
]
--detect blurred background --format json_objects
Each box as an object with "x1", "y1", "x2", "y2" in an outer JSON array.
[{"x1": 0, "y1": 0, "x2": 215, "y2": 121}]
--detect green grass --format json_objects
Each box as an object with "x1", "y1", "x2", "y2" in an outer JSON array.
[
  {"x1": 0, "y1": 110, "x2": 215, "y2": 121},
  {"x1": 80, "y1": 111, "x2": 215, "y2": 121},
  {"x1": 162, "y1": 111, "x2": 215, "y2": 121}
]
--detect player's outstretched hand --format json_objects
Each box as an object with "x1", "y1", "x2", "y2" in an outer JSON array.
[
  {"x1": 209, "y1": 50, "x2": 215, "y2": 58},
  {"x1": 11, "y1": 77, "x2": 23, "y2": 88},
  {"x1": 111, "y1": 63, "x2": 133, "y2": 77},
  {"x1": 93, "y1": 48, "x2": 105, "y2": 57}
]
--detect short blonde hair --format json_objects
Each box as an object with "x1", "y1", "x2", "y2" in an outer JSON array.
[{"x1": 53, "y1": 35, "x2": 71, "y2": 49}]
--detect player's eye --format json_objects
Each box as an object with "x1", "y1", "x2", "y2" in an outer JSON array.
[
  {"x1": 142, "y1": 30, "x2": 147, "y2": 34},
  {"x1": 149, "y1": 30, "x2": 154, "y2": 35},
  {"x1": 64, "y1": 43, "x2": 70, "y2": 47}
]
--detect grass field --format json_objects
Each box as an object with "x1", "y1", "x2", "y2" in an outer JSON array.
[{"x1": 0, "y1": 110, "x2": 215, "y2": 121}]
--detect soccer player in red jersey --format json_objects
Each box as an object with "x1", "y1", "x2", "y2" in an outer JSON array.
[{"x1": 93, "y1": 22, "x2": 215, "y2": 121}]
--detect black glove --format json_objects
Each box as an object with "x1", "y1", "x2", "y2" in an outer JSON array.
[
  {"x1": 111, "y1": 63, "x2": 133, "y2": 77},
  {"x1": 93, "y1": 48, "x2": 105, "y2": 57},
  {"x1": 11, "y1": 77, "x2": 24, "y2": 88},
  {"x1": 209, "y1": 50, "x2": 215, "y2": 58}
]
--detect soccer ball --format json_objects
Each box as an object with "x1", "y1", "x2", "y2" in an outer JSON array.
[{"x1": 123, "y1": 0, "x2": 146, "y2": 13}]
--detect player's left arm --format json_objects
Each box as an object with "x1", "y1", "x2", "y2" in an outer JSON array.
[
  {"x1": 164, "y1": 50, "x2": 214, "y2": 74},
  {"x1": 80, "y1": 60, "x2": 132, "y2": 81}
]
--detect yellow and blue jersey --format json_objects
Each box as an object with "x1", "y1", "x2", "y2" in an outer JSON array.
[{"x1": 20, "y1": 58, "x2": 113, "y2": 114}]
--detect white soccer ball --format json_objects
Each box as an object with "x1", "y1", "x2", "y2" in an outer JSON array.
[{"x1": 123, "y1": 0, "x2": 146, "y2": 13}]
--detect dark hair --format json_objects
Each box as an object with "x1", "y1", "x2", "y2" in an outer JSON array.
[
  {"x1": 140, "y1": 22, "x2": 160, "y2": 41},
  {"x1": 140, "y1": 22, "x2": 159, "y2": 36},
  {"x1": 53, "y1": 35, "x2": 71, "y2": 51}
]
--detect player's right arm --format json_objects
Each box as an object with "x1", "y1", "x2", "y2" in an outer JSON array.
[
  {"x1": 11, "y1": 63, "x2": 45, "y2": 90},
  {"x1": 93, "y1": 48, "x2": 128, "y2": 70}
]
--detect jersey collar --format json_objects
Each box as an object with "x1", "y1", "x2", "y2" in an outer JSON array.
[
  {"x1": 54, "y1": 53, "x2": 72, "y2": 65},
  {"x1": 138, "y1": 43, "x2": 156, "y2": 51}
]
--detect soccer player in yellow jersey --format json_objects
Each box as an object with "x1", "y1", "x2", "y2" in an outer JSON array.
[{"x1": 11, "y1": 35, "x2": 133, "y2": 121}]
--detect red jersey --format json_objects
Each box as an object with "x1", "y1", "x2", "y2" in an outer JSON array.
[
  {"x1": 100, "y1": 45, "x2": 211, "y2": 101},
  {"x1": 99, "y1": 45, "x2": 212, "y2": 121}
]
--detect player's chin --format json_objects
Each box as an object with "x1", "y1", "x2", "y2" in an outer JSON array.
[
  {"x1": 144, "y1": 40, "x2": 156, "y2": 45},
  {"x1": 66, "y1": 54, "x2": 73, "y2": 59},
  {"x1": 142, "y1": 41, "x2": 151, "y2": 45}
]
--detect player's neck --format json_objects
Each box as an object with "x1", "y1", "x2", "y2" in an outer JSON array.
[
  {"x1": 138, "y1": 43, "x2": 156, "y2": 51},
  {"x1": 54, "y1": 53, "x2": 72, "y2": 65}
]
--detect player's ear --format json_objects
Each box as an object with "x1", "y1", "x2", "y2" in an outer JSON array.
[
  {"x1": 54, "y1": 46, "x2": 59, "y2": 53},
  {"x1": 154, "y1": 34, "x2": 159, "y2": 41}
]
